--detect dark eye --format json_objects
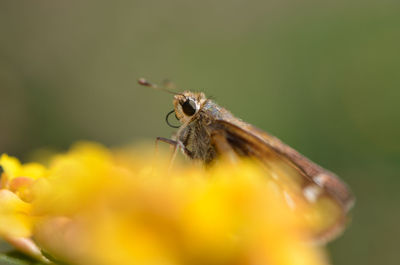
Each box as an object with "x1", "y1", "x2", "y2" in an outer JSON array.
[{"x1": 181, "y1": 99, "x2": 197, "y2": 116}]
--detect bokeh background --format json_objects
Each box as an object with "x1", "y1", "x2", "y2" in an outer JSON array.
[{"x1": 1, "y1": 1, "x2": 399, "y2": 264}]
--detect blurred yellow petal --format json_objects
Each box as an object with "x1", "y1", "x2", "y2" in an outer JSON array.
[
  {"x1": 0, "y1": 154, "x2": 47, "y2": 192},
  {"x1": 0, "y1": 190, "x2": 32, "y2": 238},
  {"x1": 0, "y1": 154, "x2": 21, "y2": 177},
  {"x1": 0, "y1": 154, "x2": 21, "y2": 188},
  {"x1": 6, "y1": 237, "x2": 49, "y2": 263}
]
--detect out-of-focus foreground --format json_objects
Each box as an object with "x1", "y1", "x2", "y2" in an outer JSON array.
[
  {"x1": 0, "y1": 142, "x2": 331, "y2": 265},
  {"x1": 0, "y1": 1, "x2": 399, "y2": 265}
]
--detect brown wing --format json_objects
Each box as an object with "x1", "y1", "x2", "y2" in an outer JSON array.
[{"x1": 212, "y1": 119, "x2": 354, "y2": 242}]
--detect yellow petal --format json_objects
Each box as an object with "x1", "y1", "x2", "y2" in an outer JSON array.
[{"x1": 0, "y1": 190, "x2": 32, "y2": 238}]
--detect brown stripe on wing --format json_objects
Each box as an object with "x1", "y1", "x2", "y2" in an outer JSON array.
[
  {"x1": 212, "y1": 119, "x2": 354, "y2": 242},
  {"x1": 214, "y1": 120, "x2": 354, "y2": 211}
]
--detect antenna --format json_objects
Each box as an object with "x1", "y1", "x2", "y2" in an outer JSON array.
[{"x1": 138, "y1": 78, "x2": 180, "y2": 95}]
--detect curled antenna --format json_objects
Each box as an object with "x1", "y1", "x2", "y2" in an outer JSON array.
[
  {"x1": 138, "y1": 78, "x2": 180, "y2": 95},
  {"x1": 165, "y1": 110, "x2": 180, "y2": 128}
]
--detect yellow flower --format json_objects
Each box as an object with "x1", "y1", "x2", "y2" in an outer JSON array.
[
  {"x1": 0, "y1": 190, "x2": 32, "y2": 238},
  {"x1": 0, "y1": 154, "x2": 45, "y2": 238},
  {"x1": 0, "y1": 154, "x2": 47, "y2": 202},
  {"x1": 0, "y1": 142, "x2": 330, "y2": 265},
  {"x1": 0, "y1": 154, "x2": 49, "y2": 263}
]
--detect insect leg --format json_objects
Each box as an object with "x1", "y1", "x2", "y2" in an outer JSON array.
[
  {"x1": 156, "y1": 137, "x2": 178, "y2": 148},
  {"x1": 155, "y1": 137, "x2": 188, "y2": 171},
  {"x1": 155, "y1": 137, "x2": 178, "y2": 159}
]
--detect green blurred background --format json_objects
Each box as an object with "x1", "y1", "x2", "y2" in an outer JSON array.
[{"x1": 1, "y1": 1, "x2": 399, "y2": 264}]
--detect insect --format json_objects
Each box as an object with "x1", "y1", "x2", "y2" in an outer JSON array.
[{"x1": 138, "y1": 78, "x2": 354, "y2": 243}]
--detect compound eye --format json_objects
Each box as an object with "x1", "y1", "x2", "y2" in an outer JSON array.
[{"x1": 181, "y1": 99, "x2": 197, "y2": 116}]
